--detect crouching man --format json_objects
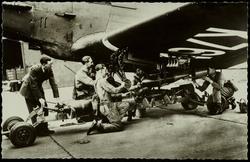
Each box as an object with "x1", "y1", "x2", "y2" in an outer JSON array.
[
  {"x1": 129, "y1": 68, "x2": 149, "y2": 118},
  {"x1": 196, "y1": 68, "x2": 238, "y2": 114},
  {"x1": 87, "y1": 64, "x2": 135, "y2": 134}
]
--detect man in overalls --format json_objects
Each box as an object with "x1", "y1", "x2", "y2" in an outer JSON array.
[
  {"x1": 73, "y1": 56, "x2": 95, "y2": 122},
  {"x1": 88, "y1": 64, "x2": 134, "y2": 134},
  {"x1": 197, "y1": 68, "x2": 238, "y2": 114}
]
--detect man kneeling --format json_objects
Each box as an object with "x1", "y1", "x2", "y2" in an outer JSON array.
[{"x1": 87, "y1": 64, "x2": 135, "y2": 134}]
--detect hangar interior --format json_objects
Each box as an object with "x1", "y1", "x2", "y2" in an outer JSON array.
[
  {"x1": 2, "y1": 39, "x2": 24, "y2": 81},
  {"x1": 2, "y1": 39, "x2": 82, "y2": 90}
]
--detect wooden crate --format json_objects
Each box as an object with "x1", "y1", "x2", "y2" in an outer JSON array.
[
  {"x1": 16, "y1": 68, "x2": 25, "y2": 80},
  {"x1": 6, "y1": 69, "x2": 16, "y2": 80}
]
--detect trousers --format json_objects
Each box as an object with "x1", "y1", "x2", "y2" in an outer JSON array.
[
  {"x1": 212, "y1": 87, "x2": 222, "y2": 103},
  {"x1": 212, "y1": 87, "x2": 235, "y2": 103},
  {"x1": 25, "y1": 98, "x2": 48, "y2": 124},
  {"x1": 99, "y1": 101, "x2": 133, "y2": 132}
]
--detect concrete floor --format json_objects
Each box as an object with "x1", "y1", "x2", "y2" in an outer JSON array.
[{"x1": 1, "y1": 86, "x2": 248, "y2": 159}]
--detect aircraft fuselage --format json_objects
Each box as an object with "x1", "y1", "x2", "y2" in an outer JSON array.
[{"x1": 3, "y1": 2, "x2": 113, "y2": 61}]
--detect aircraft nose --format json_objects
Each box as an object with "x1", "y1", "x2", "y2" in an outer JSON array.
[{"x1": 71, "y1": 32, "x2": 105, "y2": 52}]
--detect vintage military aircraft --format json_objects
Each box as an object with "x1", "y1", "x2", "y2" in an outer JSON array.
[
  {"x1": 2, "y1": 2, "x2": 247, "y2": 66},
  {"x1": 2, "y1": 2, "x2": 248, "y2": 147},
  {"x1": 3, "y1": 1, "x2": 247, "y2": 101}
]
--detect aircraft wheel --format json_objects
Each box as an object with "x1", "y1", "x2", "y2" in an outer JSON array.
[
  {"x1": 2, "y1": 116, "x2": 24, "y2": 138},
  {"x1": 9, "y1": 122, "x2": 36, "y2": 148},
  {"x1": 207, "y1": 95, "x2": 229, "y2": 115},
  {"x1": 181, "y1": 93, "x2": 199, "y2": 110}
]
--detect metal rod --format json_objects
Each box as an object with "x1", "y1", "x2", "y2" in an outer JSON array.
[
  {"x1": 46, "y1": 101, "x2": 57, "y2": 104},
  {"x1": 2, "y1": 131, "x2": 10, "y2": 135},
  {"x1": 64, "y1": 65, "x2": 76, "y2": 74}
]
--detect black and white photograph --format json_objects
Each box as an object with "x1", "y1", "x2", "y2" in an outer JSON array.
[{"x1": 1, "y1": 1, "x2": 248, "y2": 159}]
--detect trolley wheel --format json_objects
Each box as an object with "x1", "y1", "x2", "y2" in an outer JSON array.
[
  {"x1": 9, "y1": 122, "x2": 36, "y2": 148},
  {"x1": 207, "y1": 95, "x2": 229, "y2": 115},
  {"x1": 2, "y1": 116, "x2": 24, "y2": 138},
  {"x1": 181, "y1": 93, "x2": 199, "y2": 110}
]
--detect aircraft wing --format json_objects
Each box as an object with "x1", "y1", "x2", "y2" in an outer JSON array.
[
  {"x1": 2, "y1": 2, "x2": 33, "y2": 11},
  {"x1": 102, "y1": 3, "x2": 248, "y2": 69}
]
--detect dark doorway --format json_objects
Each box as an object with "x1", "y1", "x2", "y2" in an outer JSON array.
[{"x1": 2, "y1": 39, "x2": 23, "y2": 80}]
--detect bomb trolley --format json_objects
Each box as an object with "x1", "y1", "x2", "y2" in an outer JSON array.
[
  {"x1": 2, "y1": 100, "x2": 95, "y2": 148},
  {"x1": 2, "y1": 83, "x2": 239, "y2": 148},
  {"x1": 131, "y1": 81, "x2": 238, "y2": 115}
]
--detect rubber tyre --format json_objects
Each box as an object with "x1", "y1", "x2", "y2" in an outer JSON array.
[
  {"x1": 9, "y1": 122, "x2": 36, "y2": 148},
  {"x1": 2, "y1": 116, "x2": 24, "y2": 138},
  {"x1": 181, "y1": 93, "x2": 199, "y2": 110}
]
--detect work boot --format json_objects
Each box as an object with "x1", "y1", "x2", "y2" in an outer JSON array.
[
  {"x1": 127, "y1": 116, "x2": 132, "y2": 121},
  {"x1": 87, "y1": 120, "x2": 98, "y2": 135},
  {"x1": 87, "y1": 120, "x2": 104, "y2": 135},
  {"x1": 215, "y1": 103, "x2": 223, "y2": 114},
  {"x1": 87, "y1": 120, "x2": 99, "y2": 135},
  {"x1": 231, "y1": 102, "x2": 237, "y2": 110},
  {"x1": 127, "y1": 110, "x2": 133, "y2": 121},
  {"x1": 138, "y1": 108, "x2": 146, "y2": 118},
  {"x1": 96, "y1": 121, "x2": 104, "y2": 132},
  {"x1": 36, "y1": 122, "x2": 55, "y2": 136},
  {"x1": 230, "y1": 98, "x2": 237, "y2": 110},
  {"x1": 132, "y1": 109, "x2": 136, "y2": 117}
]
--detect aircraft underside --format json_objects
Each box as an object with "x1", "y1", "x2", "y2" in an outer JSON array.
[{"x1": 1, "y1": 2, "x2": 247, "y2": 149}]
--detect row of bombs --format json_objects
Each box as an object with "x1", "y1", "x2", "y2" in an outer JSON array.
[{"x1": 2, "y1": 98, "x2": 247, "y2": 148}]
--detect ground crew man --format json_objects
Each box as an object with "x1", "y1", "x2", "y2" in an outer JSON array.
[
  {"x1": 87, "y1": 64, "x2": 134, "y2": 134},
  {"x1": 196, "y1": 68, "x2": 238, "y2": 114},
  {"x1": 72, "y1": 56, "x2": 96, "y2": 122},
  {"x1": 19, "y1": 56, "x2": 61, "y2": 136},
  {"x1": 129, "y1": 68, "x2": 148, "y2": 118},
  {"x1": 73, "y1": 56, "x2": 95, "y2": 100}
]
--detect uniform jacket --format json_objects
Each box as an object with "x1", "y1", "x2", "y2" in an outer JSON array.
[
  {"x1": 73, "y1": 67, "x2": 95, "y2": 99},
  {"x1": 19, "y1": 64, "x2": 59, "y2": 100},
  {"x1": 95, "y1": 77, "x2": 124, "y2": 102},
  {"x1": 95, "y1": 77, "x2": 127, "y2": 123}
]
